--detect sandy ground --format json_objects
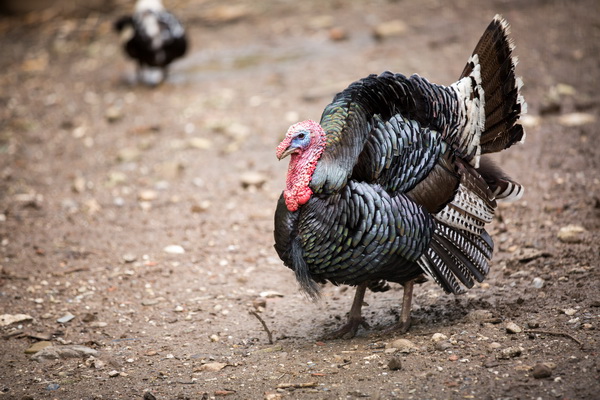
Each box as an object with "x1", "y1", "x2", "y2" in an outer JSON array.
[{"x1": 0, "y1": 0, "x2": 599, "y2": 399}]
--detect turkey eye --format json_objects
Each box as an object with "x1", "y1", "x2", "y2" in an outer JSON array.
[{"x1": 297, "y1": 133, "x2": 306, "y2": 140}]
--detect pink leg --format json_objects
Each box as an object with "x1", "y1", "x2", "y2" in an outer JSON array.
[
  {"x1": 386, "y1": 279, "x2": 416, "y2": 334},
  {"x1": 323, "y1": 282, "x2": 369, "y2": 340}
]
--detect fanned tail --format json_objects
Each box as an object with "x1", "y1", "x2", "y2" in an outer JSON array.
[{"x1": 418, "y1": 222, "x2": 493, "y2": 294}]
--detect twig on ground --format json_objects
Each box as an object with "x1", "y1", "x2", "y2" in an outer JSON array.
[
  {"x1": 249, "y1": 310, "x2": 273, "y2": 344},
  {"x1": 524, "y1": 329, "x2": 583, "y2": 348}
]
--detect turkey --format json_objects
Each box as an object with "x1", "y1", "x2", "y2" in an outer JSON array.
[
  {"x1": 274, "y1": 15, "x2": 526, "y2": 339},
  {"x1": 114, "y1": 0, "x2": 187, "y2": 85}
]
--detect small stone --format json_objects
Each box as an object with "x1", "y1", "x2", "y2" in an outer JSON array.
[
  {"x1": 557, "y1": 112, "x2": 596, "y2": 127},
  {"x1": 434, "y1": 341, "x2": 453, "y2": 351},
  {"x1": 0, "y1": 313, "x2": 33, "y2": 327},
  {"x1": 191, "y1": 200, "x2": 211, "y2": 213},
  {"x1": 488, "y1": 342, "x2": 502, "y2": 350},
  {"x1": 108, "y1": 370, "x2": 120, "y2": 377},
  {"x1": 31, "y1": 345, "x2": 98, "y2": 361},
  {"x1": 497, "y1": 346, "x2": 523, "y2": 360},
  {"x1": 329, "y1": 27, "x2": 348, "y2": 41},
  {"x1": 527, "y1": 320, "x2": 540, "y2": 329},
  {"x1": 116, "y1": 147, "x2": 141, "y2": 163},
  {"x1": 24, "y1": 341, "x2": 53, "y2": 354},
  {"x1": 532, "y1": 363, "x2": 552, "y2": 379},
  {"x1": 506, "y1": 322, "x2": 522, "y2": 334},
  {"x1": 259, "y1": 290, "x2": 284, "y2": 298},
  {"x1": 252, "y1": 297, "x2": 267, "y2": 310},
  {"x1": 188, "y1": 137, "x2": 213, "y2": 150},
  {"x1": 557, "y1": 225, "x2": 587, "y2": 243},
  {"x1": 431, "y1": 333, "x2": 447, "y2": 342},
  {"x1": 387, "y1": 356, "x2": 402, "y2": 371},
  {"x1": 210, "y1": 334, "x2": 220, "y2": 342},
  {"x1": 387, "y1": 338, "x2": 418, "y2": 353},
  {"x1": 142, "y1": 298, "x2": 160, "y2": 306},
  {"x1": 57, "y1": 313, "x2": 75, "y2": 324},
  {"x1": 164, "y1": 245, "x2": 185, "y2": 254},
  {"x1": 562, "y1": 308, "x2": 577, "y2": 316},
  {"x1": 46, "y1": 383, "x2": 60, "y2": 391},
  {"x1": 105, "y1": 106, "x2": 123, "y2": 123},
  {"x1": 532, "y1": 277, "x2": 545, "y2": 289},
  {"x1": 138, "y1": 190, "x2": 158, "y2": 201},
  {"x1": 196, "y1": 362, "x2": 227, "y2": 372},
  {"x1": 466, "y1": 309, "x2": 493, "y2": 322},
  {"x1": 373, "y1": 20, "x2": 408, "y2": 40},
  {"x1": 240, "y1": 171, "x2": 267, "y2": 189},
  {"x1": 122, "y1": 253, "x2": 137, "y2": 263},
  {"x1": 143, "y1": 392, "x2": 157, "y2": 400}
]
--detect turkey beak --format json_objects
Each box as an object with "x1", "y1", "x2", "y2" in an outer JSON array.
[{"x1": 277, "y1": 146, "x2": 296, "y2": 160}]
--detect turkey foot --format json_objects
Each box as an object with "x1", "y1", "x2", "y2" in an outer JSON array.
[
  {"x1": 323, "y1": 283, "x2": 369, "y2": 340},
  {"x1": 382, "y1": 278, "x2": 416, "y2": 335}
]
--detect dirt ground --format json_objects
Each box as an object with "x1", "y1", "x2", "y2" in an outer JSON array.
[{"x1": 1, "y1": 0, "x2": 599, "y2": 399}]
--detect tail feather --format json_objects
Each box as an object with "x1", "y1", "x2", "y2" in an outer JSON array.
[
  {"x1": 461, "y1": 14, "x2": 526, "y2": 154},
  {"x1": 477, "y1": 156, "x2": 524, "y2": 202},
  {"x1": 418, "y1": 222, "x2": 492, "y2": 294}
]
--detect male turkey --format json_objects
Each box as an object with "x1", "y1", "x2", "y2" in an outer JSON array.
[
  {"x1": 274, "y1": 15, "x2": 526, "y2": 339},
  {"x1": 114, "y1": 0, "x2": 187, "y2": 85}
]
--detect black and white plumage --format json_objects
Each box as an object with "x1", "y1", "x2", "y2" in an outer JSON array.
[
  {"x1": 114, "y1": 0, "x2": 187, "y2": 85},
  {"x1": 274, "y1": 15, "x2": 526, "y2": 339}
]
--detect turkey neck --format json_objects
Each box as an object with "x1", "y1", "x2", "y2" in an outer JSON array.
[{"x1": 284, "y1": 139, "x2": 325, "y2": 212}]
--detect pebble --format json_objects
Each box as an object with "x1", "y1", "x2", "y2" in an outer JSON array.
[
  {"x1": 164, "y1": 245, "x2": 185, "y2": 254},
  {"x1": 506, "y1": 322, "x2": 522, "y2": 334},
  {"x1": 557, "y1": 112, "x2": 596, "y2": 127},
  {"x1": 24, "y1": 341, "x2": 53, "y2": 354},
  {"x1": 108, "y1": 370, "x2": 120, "y2": 377},
  {"x1": 497, "y1": 346, "x2": 524, "y2": 360},
  {"x1": 373, "y1": 20, "x2": 408, "y2": 39},
  {"x1": 431, "y1": 333, "x2": 447, "y2": 342},
  {"x1": 532, "y1": 277, "x2": 545, "y2": 289},
  {"x1": 240, "y1": 171, "x2": 267, "y2": 189},
  {"x1": 116, "y1": 147, "x2": 141, "y2": 163},
  {"x1": 138, "y1": 190, "x2": 158, "y2": 201},
  {"x1": 387, "y1": 338, "x2": 418, "y2": 353},
  {"x1": 434, "y1": 341, "x2": 453, "y2": 351},
  {"x1": 188, "y1": 137, "x2": 213, "y2": 150},
  {"x1": 466, "y1": 309, "x2": 493, "y2": 322},
  {"x1": 0, "y1": 313, "x2": 33, "y2": 327},
  {"x1": 143, "y1": 392, "x2": 157, "y2": 400},
  {"x1": 488, "y1": 342, "x2": 502, "y2": 350},
  {"x1": 105, "y1": 106, "x2": 123, "y2": 123},
  {"x1": 31, "y1": 345, "x2": 98, "y2": 361},
  {"x1": 557, "y1": 225, "x2": 587, "y2": 243},
  {"x1": 527, "y1": 320, "x2": 540, "y2": 329},
  {"x1": 387, "y1": 357, "x2": 402, "y2": 371},
  {"x1": 532, "y1": 363, "x2": 553, "y2": 379},
  {"x1": 191, "y1": 200, "x2": 211, "y2": 213},
  {"x1": 562, "y1": 308, "x2": 577, "y2": 316},
  {"x1": 196, "y1": 362, "x2": 227, "y2": 372},
  {"x1": 259, "y1": 290, "x2": 284, "y2": 298},
  {"x1": 122, "y1": 253, "x2": 137, "y2": 263},
  {"x1": 57, "y1": 313, "x2": 75, "y2": 324}
]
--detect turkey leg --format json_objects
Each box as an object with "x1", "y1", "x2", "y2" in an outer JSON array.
[
  {"x1": 323, "y1": 282, "x2": 369, "y2": 340},
  {"x1": 386, "y1": 278, "x2": 417, "y2": 334}
]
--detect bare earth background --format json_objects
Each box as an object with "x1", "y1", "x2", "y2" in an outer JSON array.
[{"x1": 0, "y1": 0, "x2": 599, "y2": 399}]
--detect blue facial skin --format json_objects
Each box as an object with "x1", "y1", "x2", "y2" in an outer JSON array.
[{"x1": 290, "y1": 130, "x2": 311, "y2": 151}]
